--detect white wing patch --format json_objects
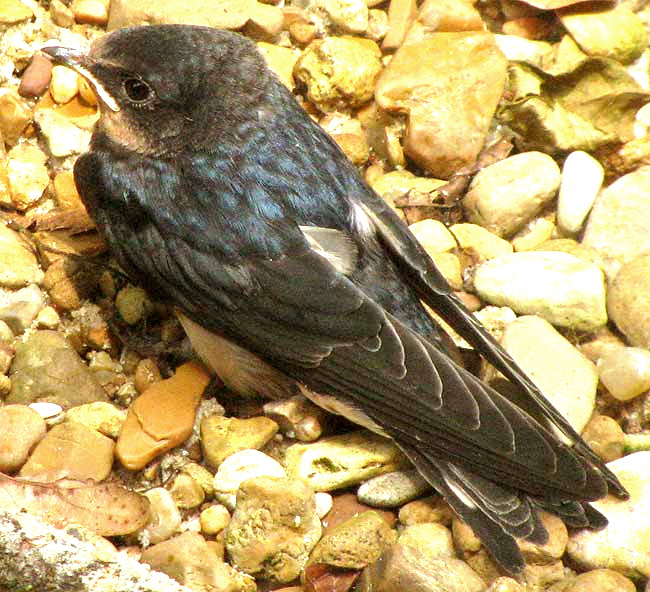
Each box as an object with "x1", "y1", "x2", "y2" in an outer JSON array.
[{"x1": 300, "y1": 226, "x2": 358, "y2": 275}]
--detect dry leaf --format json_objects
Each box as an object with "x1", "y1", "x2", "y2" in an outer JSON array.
[
  {"x1": 0, "y1": 473, "x2": 149, "y2": 536},
  {"x1": 304, "y1": 564, "x2": 359, "y2": 592}
]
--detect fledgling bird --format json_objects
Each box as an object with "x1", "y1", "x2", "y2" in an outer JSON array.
[{"x1": 42, "y1": 25, "x2": 627, "y2": 575}]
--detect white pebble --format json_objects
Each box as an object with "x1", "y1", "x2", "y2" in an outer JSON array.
[
  {"x1": 50, "y1": 65, "x2": 79, "y2": 104},
  {"x1": 29, "y1": 401, "x2": 63, "y2": 420},
  {"x1": 557, "y1": 151, "x2": 604, "y2": 234},
  {"x1": 598, "y1": 347, "x2": 650, "y2": 401},
  {"x1": 315, "y1": 492, "x2": 333, "y2": 519}
]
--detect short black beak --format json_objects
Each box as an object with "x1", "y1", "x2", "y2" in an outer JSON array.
[{"x1": 41, "y1": 46, "x2": 88, "y2": 69}]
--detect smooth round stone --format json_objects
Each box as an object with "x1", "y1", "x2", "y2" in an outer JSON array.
[
  {"x1": 398, "y1": 522, "x2": 455, "y2": 559},
  {"x1": 567, "y1": 452, "x2": 650, "y2": 578},
  {"x1": 0, "y1": 405, "x2": 47, "y2": 472},
  {"x1": 50, "y1": 65, "x2": 79, "y2": 104},
  {"x1": 141, "y1": 487, "x2": 182, "y2": 544},
  {"x1": 199, "y1": 503, "x2": 230, "y2": 536},
  {"x1": 463, "y1": 151, "x2": 561, "y2": 237},
  {"x1": 450, "y1": 223, "x2": 513, "y2": 260},
  {"x1": 581, "y1": 415, "x2": 624, "y2": 464},
  {"x1": 410, "y1": 219, "x2": 457, "y2": 253},
  {"x1": 557, "y1": 151, "x2": 604, "y2": 234},
  {"x1": 315, "y1": 491, "x2": 333, "y2": 519},
  {"x1": 598, "y1": 347, "x2": 650, "y2": 401},
  {"x1": 213, "y1": 449, "x2": 286, "y2": 510},
  {"x1": 357, "y1": 469, "x2": 431, "y2": 508},
  {"x1": 473, "y1": 251, "x2": 607, "y2": 331}
]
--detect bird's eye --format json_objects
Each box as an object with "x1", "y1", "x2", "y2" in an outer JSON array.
[{"x1": 123, "y1": 78, "x2": 153, "y2": 103}]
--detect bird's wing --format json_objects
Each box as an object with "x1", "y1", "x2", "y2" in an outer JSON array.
[{"x1": 352, "y1": 190, "x2": 627, "y2": 498}]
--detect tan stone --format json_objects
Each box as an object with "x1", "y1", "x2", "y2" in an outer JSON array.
[
  {"x1": 108, "y1": 0, "x2": 283, "y2": 38},
  {"x1": 0, "y1": 91, "x2": 32, "y2": 145},
  {"x1": 0, "y1": 222, "x2": 44, "y2": 287},
  {"x1": 0, "y1": 0, "x2": 33, "y2": 23},
  {"x1": 72, "y1": 0, "x2": 108, "y2": 25},
  {"x1": 65, "y1": 401, "x2": 126, "y2": 439},
  {"x1": 418, "y1": 0, "x2": 484, "y2": 32},
  {"x1": 376, "y1": 32, "x2": 507, "y2": 179},
  {"x1": 19, "y1": 420, "x2": 115, "y2": 482},
  {"x1": 6, "y1": 145, "x2": 50, "y2": 211},
  {"x1": 168, "y1": 472, "x2": 205, "y2": 509},
  {"x1": 518, "y1": 511, "x2": 568, "y2": 564},
  {"x1": 382, "y1": 0, "x2": 417, "y2": 50},
  {"x1": 581, "y1": 414, "x2": 624, "y2": 463},
  {"x1": 548, "y1": 568, "x2": 635, "y2": 592},
  {"x1": 256, "y1": 42, "x2": 300, "y2": 90},
  {"x1": 398, "y1": 494, "x2": 454, "y2": 526},
  {"x1": 0, "y1": 405, "x2": 47, "y2": 472},
  {"x1": 50, "y1": 0, "x2": 74, "y2": 27},
  {"x1": 116, "y1": 361, "x2": 211, "y2": 470},
  {"x1": 201, "y1": 415, "x2": 278, "y2": 469},
  {"x1": 50, "y1": 65, "x2": 79, "y2": 104}
]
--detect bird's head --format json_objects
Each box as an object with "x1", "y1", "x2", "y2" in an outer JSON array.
[{"x1": 42, "y1": 25, "x2": 275, "y2": 156}]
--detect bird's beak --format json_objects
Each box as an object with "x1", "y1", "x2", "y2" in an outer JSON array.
[{"x1": 41, "y1": 45, "x2": 120, "y2": 112}]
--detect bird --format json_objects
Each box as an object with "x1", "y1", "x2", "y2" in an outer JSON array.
[{"x1": 42, "y1": 24, "x2": 627, "y2": 575}]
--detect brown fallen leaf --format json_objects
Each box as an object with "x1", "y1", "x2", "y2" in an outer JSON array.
[
  {"x1": 0, "y1": 473, "x2": 149, "y2": 536},
  {"x1": 304, "y1": 564, "x2": 359, "y2": 592},
  {"x1": 27, "y1": 208, "x2": 96, "y2": 234}
]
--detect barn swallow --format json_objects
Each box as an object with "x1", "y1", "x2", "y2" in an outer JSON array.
[{"x1": 42, "y1": 25, "x2": 627, "y2": 574}]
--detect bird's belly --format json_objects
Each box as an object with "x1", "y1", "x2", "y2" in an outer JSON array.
[
  {"x1": 177, "y1": 311, "x2": 296, "y2": 400},
  {"x1": 177, "y1": 311, "x2": 387, "y2": 437}
]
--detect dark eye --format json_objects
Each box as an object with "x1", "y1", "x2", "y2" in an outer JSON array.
[{"x1": 123, "y1": 78, "x2": 153, "y2": 103}]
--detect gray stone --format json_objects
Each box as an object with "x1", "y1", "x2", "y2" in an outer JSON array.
[
  {"x1": 358, "y1": 544, "x2": 485, "y2": 592},
  {"x1": 557, "y1": 151, "x2": 604, "y2": 235},
  {"x1": 463, "y1": 152, "x2": 561, "y2": 237},
  {"x1": 583, "y1": 166, "x2": 650, "y2": 266},
  {"x1": 8, "y1": 330, "x2": 108, "y2": 407},
  {"x1": 357, "y1": 469, "x2": 431, "y2": 508},
  {"x1": 473, "y1": 251, "x2": 607, "y2": 330},
  {"x1": 567, "y1": 452, "x2": 650, "y2": 578}
]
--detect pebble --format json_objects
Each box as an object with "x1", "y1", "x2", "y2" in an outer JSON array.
[
  {"x1": 8, "y1": 330, "x2": 108, "y2": 407},
  {"x1": 168, "y1": 472, "x2": 205, "y2": 509},
  {"x1": 5, "y1": 144, "x2": 50, "y2": 211},
  {"x1": 289, "y1": 20, "x2": 317, "y2": 45},
  {"x1": 284, "y1": 430, "x2": 409, "y2": 491},
  {"x1": 511, "y1": 216, "x2": 556, "y2": 252},
  {"x1": 607, "y1": 254, "x2": 650, "y2": 349},
  {"x1": 0, "y1": 283, "x2": 46, "y2": 334},
  {"x1": 583, "y1": 166, "x2": 650, "y2": 266},
  {"x1": 43, "y1": 257, "x2": 100, "y2": 312},
  {"x1": 0, "y1": 90, "x2": 31, "y2": 145},
  {"x1": 597, "y1": 347, "x2": 650, "y2": 401},
  {"x1": 263, "y1": 394, "x2": 326, "y2": 441},
  {"x1": 429, "y1": 251, "x2": 462, "y2": 290},
  {"x1": 486, "y1": 577, "x2": 525, "y2": 592},
  {"x1": 108, "y1": 0, "x2": 283, "y2": 38},
  {"x1": 557, "y1": 151, "x2": 604, "y2": 235},
  {"x1": 409, "y1": 219, "x2": 457, "y2": 253},
  {"x1": 0, "y1": 223, "x2": 44, "y2": 287},
  {"x1": 548, "y1": 569, "x2": 636, "y2": 592},
  {"x1": 116, "y1": 361, "x2": 211, "y2": 470},
  {"x1": 0, "y1": 0, "x2": 33, "y2": 23},
  {"x1": 309, "y1": 510, "x2": 396, "y2": 569},
  {"x1": 65, "y1": 401, "x2": 126, "y2": 439},
  {"x1": 313, "y1": 0, "x2": 368, "y2": 34},
  {"x1": 19, "y1": 420, "x2": 115, "y2": 482},
  {"x1": 200, "y1": 415, "x2": 278, "y2": 469},
  {"x1": 50, "y1": 0, "x2": 74, "y2": 27},
  {"x1": 315, "y1": 491, "x2": 333, "y2": 519},
  {"x1": 398, "y1": 494, "x2": 455, "y2": 526},
  {"x1": 473, "y1": 251, "x2": 607, "y2": 331},
  {"x1": 34, "y1": 108, "x2": 92, "y2": 157},
  {"x1": 581, "y1": 414, "x2": 624, "y2": 463},
  {"x1": 375, "y1": 32, "x2": 507, "y2": 178},
  {"x1": 34, "y1": 306, "x2": 60, "y2": 329},
  {"x1": 115, "y1": 285, "x2": 153, "y2": 325},
  {"x1": 142, "y1": 531, "x2": 256, "y2": 592},
  {"x1": 418, "y1": 0, "x2": 484, "y2": 32},
  {"x1": 463, "y1": 152, "x2": 561, "y2": 237},
  {"x1": 398, "y1": 522, "x2": 455, "y2": 559},
  {"x1": 50, "y1": 65, "x2": 79, "y2": 104},
  {"x1": 367, "y1": 7, "x2": 388, "y2": 42},
  {"x1": 29, "y1": 401, "x2": 64, "y2": 422},
  {"x1": 519, "y1": 511, "x2": 568, "y2": 564},
  {"x1": 78, "y1": 75, "x2": 98, "y2": 106},
  {"x1": 141, "y1": 487, "x2": 182, "y2": 545},
  {"x1": 294, "y1": 36, "x2": 382, "y2": 112},
  {"x1": 558, "y1": 5, "x2": 646, "y2": 64},
  {"x1": 181, "y1": 462, "x2": 214, "y2": 498},
  {"x1": 200, "y1": 504, "x2": 230, "y2": 536},
  {"x1": 450, "y1": 223, "x2": 513, "y2": 260},
  {"x1": 19, "y1": 54, "x2": 53, "y2": 98},
  {"x1": 71, "y1": 0, "x2": 108, "y2": 25},
  {"x1": 382, "y1": 0, "x2": 417, "y2": 50},
  {"x1": 0, "y1": 404, "x2": 47, "y2": 472},
  {"x1": 358, "y1": 544, "x2": 485, "y2": 592},
  {"x1": 357, "y1": 469, "x2": 431, "y2": 508},
  {"x1": 370, "y1": 169, "x2": 446, "y2": 216},
  {"x1": 225, "y1": 476, "x2": 322, "y2": 582},
  {"x1": 492, "y1": 315, "x2": 598, "y2": 434},
  {"x1": 324, "y1": 491, "x2": 396, "y2": 533},
  {"x1": 497, "y1": 27, "x2": 553, "y2": 57},
  {"x1": 133, "y1": 358, "x2": 162, "y2": 393},
  {"x1": 256, "y1": 42, "x2": 300, "y2": 91},
  {"x1": 212, "y1": 449, "x2": 286, "y2": 510},
  {"x1": 567, "y1": 452, "x2": 650, "y2": 578}
]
